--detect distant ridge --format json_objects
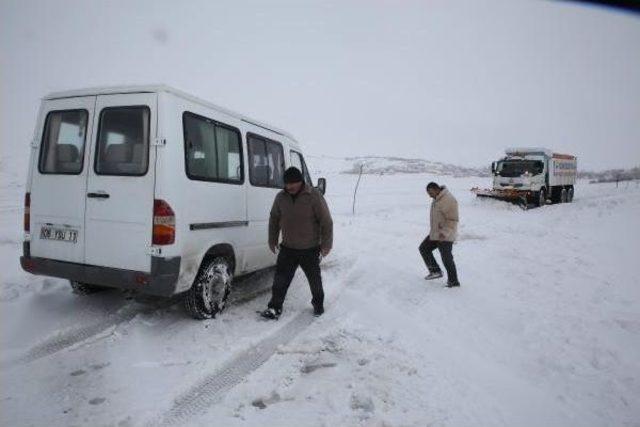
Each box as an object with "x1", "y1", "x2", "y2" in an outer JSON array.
[{"x1": 307, "y1": 155, "x2": 489, "y2": 178}]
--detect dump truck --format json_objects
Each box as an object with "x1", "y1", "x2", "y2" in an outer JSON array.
[{"x1": 472, "y1": 148, "x2": 577, "y2": 208}]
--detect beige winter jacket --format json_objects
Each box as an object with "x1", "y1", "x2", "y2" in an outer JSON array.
[
  {"x1": 269, "y1": 185, "x2": 333, "y2": 252},
  {"x1": 429, "y1": 187, "x2": 459, "y2": 242}
]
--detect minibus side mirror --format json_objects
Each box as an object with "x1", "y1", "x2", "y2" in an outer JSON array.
[{"x1": 316, "y1": 178, "x2": 326, "y2": 195}]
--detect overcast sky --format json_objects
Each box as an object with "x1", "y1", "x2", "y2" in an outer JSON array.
[{"x1": 1, "y1": 0, "x2": 639, "y2": 172}]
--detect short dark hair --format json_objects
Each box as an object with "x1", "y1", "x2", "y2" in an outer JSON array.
[{"x1": 426, "y1": 182, "x2": 440, "y2": 191}]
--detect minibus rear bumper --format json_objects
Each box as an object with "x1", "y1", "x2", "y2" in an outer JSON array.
[{"x1": 20, "y1": 244, "x2": 181, "y2": 297}]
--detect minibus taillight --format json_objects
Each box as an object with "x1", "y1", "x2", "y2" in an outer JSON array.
[
  {"x1": 153, "y1": 199, "x2": 175, "y2": 245},
  {"x1": 24, "y1": 193, "x2": 31, "y2": 233}
]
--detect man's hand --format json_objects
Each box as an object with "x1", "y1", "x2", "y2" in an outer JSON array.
[
  {"x1": 438, "y1": 233, "x2": 446, "y2": 240},
  {"x1": 321, "y1": 247, "x2": 331, "y2": 258},
  {"x1": 269, "y1": 243, "x2": 278, "y2": 254}
]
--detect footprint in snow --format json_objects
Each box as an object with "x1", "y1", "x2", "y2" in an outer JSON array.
[
  {"x1": 89, "y1": 397, "x2": 106, "y2": 405},
  {"x1": 90, "y1": 362, "x2": 110, "y2": 370},
  {"x1": 70, "y1": 363, "x2": 109, "y2": 376},
  {"x1": 300, "y1": 362, "x2": 337, "y2": 374},
  {"x1": 351, "y1": 393, "x2": 375, "y2": 413},
  {"x1": 251, "y1": 392, "x2": 287, "y2": 409}
]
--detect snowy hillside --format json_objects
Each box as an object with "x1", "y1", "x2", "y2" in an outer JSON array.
[
  {"x1": 1, "y1": 169, "x2": 639, "y2": 426},
  {"x1": 307, "y1": 155, "x2": 489, "y2": 178}
]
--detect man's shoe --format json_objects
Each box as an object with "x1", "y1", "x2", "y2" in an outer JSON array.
[
  {"x1": 446, "y1": 282, "x2": 460, "y2": 288},
  {"x1": 313, "y1": 306, "x2": 324, "y2": 317},
  {"x1": 260, "y1": 307, "x2": 281, "y2": 320},
  {"x1": 424, "y1": 271, "x2": 443, "y2": 280}
]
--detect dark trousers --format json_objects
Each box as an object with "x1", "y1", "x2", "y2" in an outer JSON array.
[
  {"x1": 268, "y1": 246, "x2": 324, "y2": 311},
  {"x1": 419, "y1": 236, "x2": 459, "y2": 285}
]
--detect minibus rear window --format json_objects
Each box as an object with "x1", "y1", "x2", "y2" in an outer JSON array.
[
  {"x1": 95, "y1": 106, "x2": 150, "y2": 176},
  {"x1": 38, "y1": 110, "x2": 88, "y2": 175}
]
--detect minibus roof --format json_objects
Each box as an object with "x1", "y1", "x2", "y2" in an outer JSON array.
[{"x1": 44, "y1": 84, "x2": 299, "y2": 144}]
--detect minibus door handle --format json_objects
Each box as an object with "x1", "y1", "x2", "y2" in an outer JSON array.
[{"x1": 87, "y1": 192, "x2": 110, "y2": 199}]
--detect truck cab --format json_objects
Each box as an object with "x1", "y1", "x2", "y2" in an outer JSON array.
[{"x1": 493, "y1": 155, "x2": 547, "y2": 194}]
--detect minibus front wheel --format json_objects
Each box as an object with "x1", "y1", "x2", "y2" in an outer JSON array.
[{"x1": 184, "y1": 256, "x2": 233, "y2": 320}]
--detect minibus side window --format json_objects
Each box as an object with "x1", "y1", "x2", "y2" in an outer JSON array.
[
  {"x1": 247, "y1": 133, "x2": 284, "y2": 188},
  {"x1": 215, "y1": 126, "x2": 242, "y2": 181},
  {"x1": 183, "y1": 112, "x2": 243, "y2": 184},
  {"x1": 95, "y1": 106, "x2": 150, "y2": 176},
  {"x1": 38, "y1": 109, "x2": 88, "y2": 175},
  {"x1": 266, "y1": 141, "x2": 284, "y2": 187}
]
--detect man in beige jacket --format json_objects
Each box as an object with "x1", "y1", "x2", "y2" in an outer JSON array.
[
  {"x1": 261, "y1": 167, "x2": 333, "y2": 319},
  {"x1": 419, "y1": 182, "x2": 460, "y2": 287}
]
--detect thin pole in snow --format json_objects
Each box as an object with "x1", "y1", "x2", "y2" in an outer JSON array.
[{"x1": 352, "y1": 163, "x2": 364, "y2": 215}]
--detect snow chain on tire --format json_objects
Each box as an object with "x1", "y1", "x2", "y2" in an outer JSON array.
[
  {"x1": 185, "y1": 256, "x2": 233, "y2": 320},
  {"x1": 69, "y1": 280, "x2": 108, "y2": 295}
]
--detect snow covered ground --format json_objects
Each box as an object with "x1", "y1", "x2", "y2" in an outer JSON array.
[{"x1": 1, "y1": 165, "x2": 639, "y2": 427}]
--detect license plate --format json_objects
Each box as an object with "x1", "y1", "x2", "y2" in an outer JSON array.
[{"x1": 40, "y1": 226, "x2": 78, "y2": 243}]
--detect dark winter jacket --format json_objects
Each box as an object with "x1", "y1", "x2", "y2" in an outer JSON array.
[{"x1": 269, "y1": 185, "x2": 333, "y2": 252}]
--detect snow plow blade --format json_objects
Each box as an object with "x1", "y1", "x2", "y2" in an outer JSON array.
[{"x1": 471, "y1": 187, "x2": 531, "y2": 209}]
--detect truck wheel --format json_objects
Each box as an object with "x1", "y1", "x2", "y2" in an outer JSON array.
[
  {"x1": 537, "y1": 189, "x2": 546, "y2": 207},
  {"x1": 567, "y1": 187, "x2": 574, "y2": 202},
  {"x1": 184, "y1": 256, "x2": 233, "y2": 320},
  {"x1": 69, "y1": 280, "x2": 108, "y2": 295},
  {"x1": 560, "y1": 188, "x2": 568, "y2": 203}
]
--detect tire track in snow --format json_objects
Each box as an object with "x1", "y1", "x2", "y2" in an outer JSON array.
[
  {"x1": 5, "y1": 260, "x2": 341, "y2": 368},
  {"x1": 6, "y1": 299, "x2": 179, "y2": 367},
  {"x1": 154, "y1": 311, "x2": 317, "y2": 427},
  {"x1": 152, "y1": 256, "x2": 360, "y2": 427}
]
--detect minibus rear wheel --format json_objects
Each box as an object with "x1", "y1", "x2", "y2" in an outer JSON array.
[
  {"x1": 185, "y1": 256, "x2": 233, "y2": 320},
  {"x1": 69, "y1": 280, "x2": 108, "y2": 295}
]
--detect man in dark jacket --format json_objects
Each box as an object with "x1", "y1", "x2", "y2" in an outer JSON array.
[{"x1": 261, "y1": 167, "x2": 333, "y2": 319}]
